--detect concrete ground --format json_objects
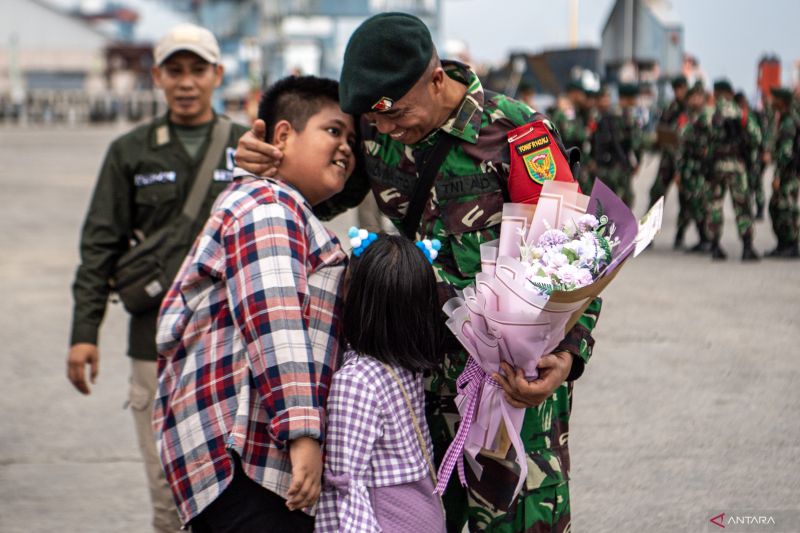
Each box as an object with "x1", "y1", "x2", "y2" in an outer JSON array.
[{"x1": 0, "y1": 124, "x2": 797, "y2": 533}]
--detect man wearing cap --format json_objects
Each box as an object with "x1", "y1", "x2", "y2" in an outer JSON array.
[
  {"x1": 66, "y1": 23, "x2": 248, "y2": 531},
  {"x1": 650, "y1": 76, "x2": 688, "y2": 246},
  {"x1": 236, "y1": 12, "x2": 601, "y2": 533},
  {"x1": 697, "y1": 79, "x2": 759, "y2": 261},
  {"x1": 766, "y1": 87, "x2": 800, "y2": 258}
]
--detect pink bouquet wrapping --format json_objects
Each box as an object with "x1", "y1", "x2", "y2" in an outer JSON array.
[{"x1": 434, "y1": 179, "x2": 664, "y2": 504}]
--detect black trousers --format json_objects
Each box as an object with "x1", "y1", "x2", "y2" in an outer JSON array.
[{"x1": 190, "y1": 455, "x2": 314, "y2": 533}]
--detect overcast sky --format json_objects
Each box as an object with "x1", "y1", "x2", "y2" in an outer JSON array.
[{"x1": 442, "y1": 0, "x2": 799, "y2": 96}]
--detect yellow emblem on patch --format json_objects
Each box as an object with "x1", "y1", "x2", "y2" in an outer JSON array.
[{"x1": 523, "y1": 148, "x2": 557, "y2": 185}]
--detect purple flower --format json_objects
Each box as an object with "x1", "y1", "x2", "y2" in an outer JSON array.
[{"x1": 538, "y1": 229, "x2": 569, "y2": 248}]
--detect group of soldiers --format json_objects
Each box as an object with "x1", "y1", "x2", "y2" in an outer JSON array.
[{"x1": 549, "y1": 76, "x2": 800, "y2": 261}]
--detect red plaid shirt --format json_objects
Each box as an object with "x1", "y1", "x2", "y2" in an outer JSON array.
[{"x1": 153, "y1": 173, "x2": 346, "y2": 524}]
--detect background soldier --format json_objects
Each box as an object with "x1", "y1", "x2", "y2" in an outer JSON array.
[
  {"x1": 591, "y1": 83, "x2": 642, "y2": 207},
  {"x1": 677, "y1": 81, "x2": 713, "y2": 253},
  {"x1": 650, "y1": 76, "x2": 688, "y2": 214},
  {"x1": 702, "y1": 79, "x2": 759, "y2": 261},
  {"x1": 766, "y1": 87, "x2": 800, "y2": 258},
  {"x1": 735, "y1": 91, "x2": 765, "y2": 223},
  {"x1": 65, "y1": 24, "x2": 248, "y2": 532},
  {"x1": 552, "y1": 80, "x2": 592, "y2": 190}
]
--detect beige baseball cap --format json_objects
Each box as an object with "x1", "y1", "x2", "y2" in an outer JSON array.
[{"x1": 154, "y1": 23, "x2": 221, "y2": 65}]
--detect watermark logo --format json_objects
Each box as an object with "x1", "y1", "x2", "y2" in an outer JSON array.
[
  {"x1": 710, "y1": 513, "x2": 726, "y2": 528},
  {"x1": 703, "y1": 510, "x2": 797, "y2": 532}
]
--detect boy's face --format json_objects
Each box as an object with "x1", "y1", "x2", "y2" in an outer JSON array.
[
  {"x1": 151, "y1": 51, "x2": 223, "y2": 126},
  {"x1": 279, "y1": 103, "x2": 357, "y2": 205}
]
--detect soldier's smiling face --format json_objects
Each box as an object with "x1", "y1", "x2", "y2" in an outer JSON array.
[{"x1": 364, "y1": 67, "x2": 447, "y2": 145}]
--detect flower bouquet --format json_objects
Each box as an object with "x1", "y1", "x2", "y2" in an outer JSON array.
[{"x1": 434, "y1": 179, "x2": 664, "y2": 504}]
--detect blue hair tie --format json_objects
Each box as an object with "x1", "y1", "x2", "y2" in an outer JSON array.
[
  {"x1": 416, "y1": 238, "x2": 442, "y2": 264},
  {"x1": 348, "y1": 226, "x2": 378, "y2": 257}
]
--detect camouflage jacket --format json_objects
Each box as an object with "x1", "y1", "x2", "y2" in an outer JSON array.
[
  {"x1": 707, "y1": 99, "x2": 747, "y2": 165},
  {"x1": 678, "y1": 106, "x2": 711, "y2": 177},
  {"x1": 552, "y1": 106, "x2": 588, "y2": 152},
  {"x1": 774, "y1": 111, "x2": 799, "y2": 173},
  {"x1": 592, "y1": 107, "x2": 642, "y2": 169},
  {"x1": 70, "y1": 113, "x2": 248, "y2": 359},
  {"x1": 316, "y1": 61, "x2": 602, "y2": 489}
]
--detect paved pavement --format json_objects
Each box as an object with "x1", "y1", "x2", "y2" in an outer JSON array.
[{"x1": 0, "y1": 124, "x2": 797, "y2": 533}]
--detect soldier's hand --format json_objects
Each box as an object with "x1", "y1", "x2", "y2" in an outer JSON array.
[
  {"x1": 67, "y1": 343, "x2": 99, "y2": 395},
  {"x1": 234, "y1": 119, "x2": 283, "y2": 177},
  {"x1": 762, "y1": 151, "x2": 771, "y2": 164},
  {"x1": 493, "y1": 352, "x2": 573, "y2": 408},
  {"x1": 285, "y1": 436, "x2": 323, "y2": 511},
  {"x1": 773, "y1": 178, "x2": 780, "y2": 191}
]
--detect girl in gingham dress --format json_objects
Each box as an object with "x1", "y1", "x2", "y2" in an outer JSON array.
[{"x1": 315, "y1": 234, "x2": 446, "y2": 532}]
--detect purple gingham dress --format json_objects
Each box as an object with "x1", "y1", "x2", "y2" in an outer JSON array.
[{"x1": 315, "y1": 351, "x2": 446, "y2": 532}]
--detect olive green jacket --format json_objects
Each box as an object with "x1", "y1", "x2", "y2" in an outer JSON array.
[{"x1": 70, "y1": 113, "x2": 248, "y2": 359}]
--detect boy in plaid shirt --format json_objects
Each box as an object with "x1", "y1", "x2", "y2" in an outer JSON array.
[{"x1": 153, "y1": 76, "x2": 357, "y2": 531}]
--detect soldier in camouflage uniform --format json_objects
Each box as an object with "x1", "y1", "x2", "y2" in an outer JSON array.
[
  {"x1": 735, "y1": 92, "x2": 765, "y2": 224},
  {"x1": 649, "y1": 76, "x2": 688, "y2": 218},
  {"x1": 236, "y1": 13, "x2": 602, "y2": 533},
  {"x1": 552, "y1": 81, "x2": 592, "y2": 191},
  {"x1": 591, "y1": 83, "x2": 642, "y2": 208},
  {"x1": 676, "y1": 82, "x2": 713, "y2": 253},
  {"x1": 766, "y1": 87, "x2": 800, "y2": 258},
  {"x1": 698, "y1": 80, "x2": 759, "y2": 261}
]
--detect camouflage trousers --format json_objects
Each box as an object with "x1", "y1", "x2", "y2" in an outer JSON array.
[
  {"x1": 679, "y1": 165, "x2": 710, "y2": 230},
  {"x1": 768, "y1": 169, "x2": 799, "y2": 243},
  {"x1": 705, "y1": 162, "x2": 753, "y2": 242},
  {"x1": 598, "y1": 164, "x2": 634, "y2": 208},
  {"x1": 649, "y1": 150, "x2": 677, "y2": 207},
  {"x1": 748, "y1": 162, "x2": 765, "y2": 214}
]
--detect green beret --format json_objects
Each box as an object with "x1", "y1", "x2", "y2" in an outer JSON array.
[
  {"x1": 770, "y1": 86, "x2": 793, "y2": 104},
  {"x1": 565, "y1": 79, "x2": 585, "y2": 93},
  {"x1": 618, "y1": 83, "x2": 639, "y2": 97},
  {"x1": 339, "y1": 12, "x2": 434, "y2": 114},
  {"x1": 687, "y1": 81, "x2": 705, "y2": 95},
  {"x1": 713, "y1": 78, "x2": 733, "y2": 93},
  {"x1": 671, "y1": 75, "x2": 688, "y2": 89}
]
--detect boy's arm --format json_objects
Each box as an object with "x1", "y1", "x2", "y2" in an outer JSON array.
[{"x1": 222, "y1": 201, "x2": 327, "y2": 447}]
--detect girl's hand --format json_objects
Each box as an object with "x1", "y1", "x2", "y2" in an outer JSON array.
[
  {"x1": 285, "y1": 436, "x2": 323, "y2": 511},
  {"x1": 234, "y1": 119, "x2": 284, "y2": 177}
]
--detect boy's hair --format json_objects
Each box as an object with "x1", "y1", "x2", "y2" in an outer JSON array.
[
  {"x1": 343, "y1": 235, "x2": 442, "y2": 373},
  {"x1": 258, "y1": 75, "x2": 341, "y2": 143}
]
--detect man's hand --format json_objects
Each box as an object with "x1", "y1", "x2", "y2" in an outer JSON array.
[
  {"x1": 492, "y1": 351, "x2": 573, "y2": 408},
  {"x1": 67, "y1": 343, "x2": 99, "y2": 395},
  {"x1": 233, "y1": 119, "x2": 283, "y2": 177},
  {"x1": 285, "y1": 436, "x2": 322, "y2": 511}
]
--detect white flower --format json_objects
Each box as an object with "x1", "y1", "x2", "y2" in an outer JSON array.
[
  {"x1": 577, "y1": 214, "x2": 599, "y2": 232},
  {"x1": 562, "y1": 219, "x2": 578, "y2": 238}
]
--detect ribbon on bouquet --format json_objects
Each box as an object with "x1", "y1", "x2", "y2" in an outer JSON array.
[
  {"x1": 434, "y1": 358, "x2": 483, "y2": 494},
  {"x1": 434, "y1": 358, "x2": 528, "y2": 502}
]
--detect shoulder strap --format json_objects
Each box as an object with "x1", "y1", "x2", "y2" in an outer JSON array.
[
  {"x1": 182, "y1": 116, "x2": 232, "y2": 220},
  {"x1": 381, "y1": 363, "x2": 439, "y2": 489},
  {"x1": 402, "y1": 134, "x2": 456, "y2": 239}
]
